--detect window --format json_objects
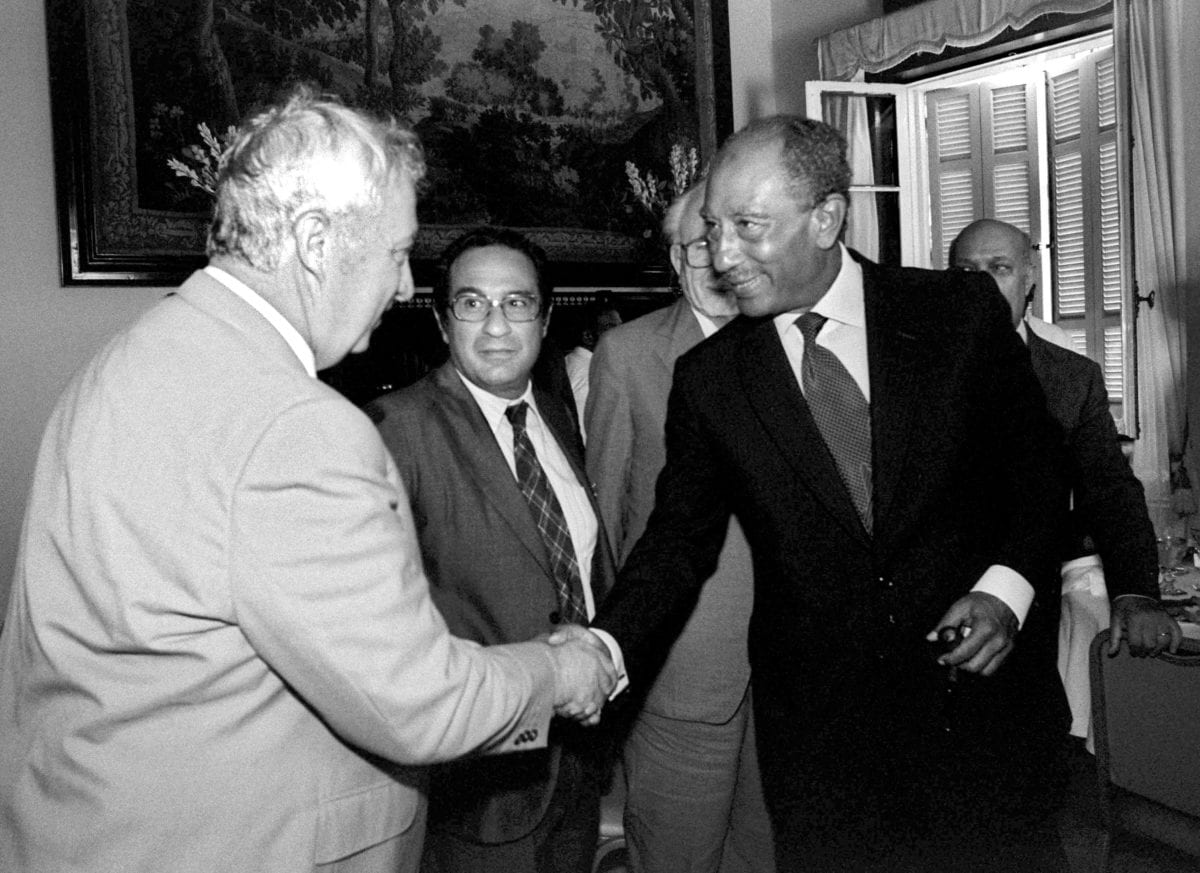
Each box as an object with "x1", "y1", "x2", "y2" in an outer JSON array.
[{"x1": 807, "y1": 31, "x2": 1135, "y2": 435}]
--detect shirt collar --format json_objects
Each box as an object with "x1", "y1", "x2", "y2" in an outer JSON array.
[
  {"x1": 204, "y1": 265, "x2": 317, "y2": 377},
  {"x1": 771, "y1": 244, "x2": 864, "y2": 333},
  {"x1": 456, "y1": 371, "x2": 537, "y2": 429},
  {"x1": 690, "y1": 307, "x2": 723, "y2": 338},
  {"x1": 1016, "y1": 318, "x2": 1030, "y2": 344}
]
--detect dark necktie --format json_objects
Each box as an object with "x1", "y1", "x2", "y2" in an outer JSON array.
[
  {"x1": 505, "y1": 401, "x2": 588, "y2": 624},
  {"x1": 796, "y1": 312, "x2": 873, "y2": 533}
]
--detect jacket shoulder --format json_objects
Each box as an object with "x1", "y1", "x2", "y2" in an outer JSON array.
[
  {"x1": 364, "y1": 369, "x2": 445, "y2": 424},
  {"x1": 595, "y1": 302, "x2": 675, "y2": 353}
]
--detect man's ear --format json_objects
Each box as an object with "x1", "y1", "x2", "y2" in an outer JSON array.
[
  {"x1": 541, "y1": 304, "x2": 553, "y2": 339},
  {"x1": 433, "y1": 307, "x2": 449, "y2": 346},
  {"x1": 294, "y1": 209, "x2": 332, "y2": 282},
  {"x1": 668, "y1": 242, "x2": 684, "y2": 278},
  {"x1": 814, "y1": 194, "x2": 848, "y2": 249}
]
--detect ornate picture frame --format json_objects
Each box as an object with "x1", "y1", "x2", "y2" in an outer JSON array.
[{"x1": 45, "y1": 0, "x2": 732, "y2": 287}]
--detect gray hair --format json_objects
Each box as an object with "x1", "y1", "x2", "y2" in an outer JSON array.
[
  {"x1": 207, "y1": 85, "x2": 426, "y2": 271},
  {"x1": 661, "y1": 181, "x2": 705, "y2": 246},
  {"x1": 719, "y1": 115, "x2": 851, "y2": 204}
]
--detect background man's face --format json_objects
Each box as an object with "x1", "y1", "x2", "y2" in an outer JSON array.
[
  {"x1": 676, "y1": 197, "x2": 738, "y2": 320},
  {"x1": 439, "y1": 244, "x2": 547, "y2": 399},
  {"x1": 950, "y1": 223, "x2": 1034, "y2": 328}
]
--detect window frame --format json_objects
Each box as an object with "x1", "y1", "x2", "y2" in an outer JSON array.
[{"x1": 806, "y1": 29, "x2": 1137, "y2": 436}]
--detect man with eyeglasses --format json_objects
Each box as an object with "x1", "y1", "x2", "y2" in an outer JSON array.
[
  {"x1": 576, "y1": 116, "x2": 1074, "y2": 872},
  {"x1": 585, "y1": 181, "x2": 775, "y2": 873},
  {"x1": 366, "y1": 227, "x2": 618, "y2": 873}
]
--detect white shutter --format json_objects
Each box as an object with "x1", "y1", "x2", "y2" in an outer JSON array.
[
  {"x1": 927, "y1": 87, "x2": 981, "y2": 267},
  {"x1": 927, "y1": 81, "x2": 1039, "y2": 269},
  {"x1": 1046, "y1": 45, "x2": 1129, "y2": 431}
]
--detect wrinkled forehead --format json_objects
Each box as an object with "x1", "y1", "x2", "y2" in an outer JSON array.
[
  {"x1": 449, "y1": 245, "x2": 539, "y2": 295},
  {"x1": 705, "y1": 139, "x2": 805, "y2": 212}
]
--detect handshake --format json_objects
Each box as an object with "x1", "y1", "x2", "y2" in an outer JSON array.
[{"x1": 544, "y1": 624, "x2": 621, "y2": 726}]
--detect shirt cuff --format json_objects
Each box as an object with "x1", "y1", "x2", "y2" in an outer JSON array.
[
  {"x1": 971, "y1": 565, "x2": 1034, "y2": 628},
  {"x1": 588, "y1": 628, "x2": 629, "y2": 699}
]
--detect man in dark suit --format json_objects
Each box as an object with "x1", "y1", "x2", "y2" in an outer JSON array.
[
  {"x1": 367, "y1": 227, "x2": 617, "y2": 873},
  {"x1": 567, "y1": 116, "x2": 1074, "y2": 872},
  {"x1": 950, "y1": 219, "x2": 1181, "y2": 734},
  {"x1": 586, "y1": 182, "x2": 775, "y2": 873}
]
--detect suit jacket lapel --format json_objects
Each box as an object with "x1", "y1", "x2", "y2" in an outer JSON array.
[
  {"x1": 738, "y1": 318, "x2": 869, "y2": 546},
  {"x1": 658, "y1": 298, "x2": 705, "y2": 373},
  {"x1": 862, "y1": 260, "x2": 936, "y2": 546},
  {"x1": 431, "y1": 365, "x2": 557, "y2": 580}
]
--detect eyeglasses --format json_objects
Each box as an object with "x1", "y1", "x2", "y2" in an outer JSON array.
[
  {"x1": 449, "y1": 293, "x2": 541, "y2": 323},
  {"x1": 679, "y1": 238, "x2": 712, "y2": 269}
]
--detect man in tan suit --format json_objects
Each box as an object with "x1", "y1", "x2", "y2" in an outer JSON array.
[
  {"x1": 585, "y1": 184, "x2": 775, "y2": 873},
  {"x1": 0, "y1": 88, "x2": 613, "y2": 873}
]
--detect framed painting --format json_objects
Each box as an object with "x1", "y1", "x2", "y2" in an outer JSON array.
[{"x1": 45, "y1": 0, "x2": 733, "y2": 287}]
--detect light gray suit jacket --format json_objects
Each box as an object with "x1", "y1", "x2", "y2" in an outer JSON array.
[
  {"x1": 0, "y1": 271, "x2": 555, "y2": 873},
  {"x1": 586, "y1": 298, "x2": 752, "y2": 723}
]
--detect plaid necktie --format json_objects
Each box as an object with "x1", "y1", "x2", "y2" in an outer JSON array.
[
  {"x1": 505, "y1": 401, "x2": 588, "y2": 624},
  {"x1": 796, "y1": 312, "x2": 873, "y2": 533}
]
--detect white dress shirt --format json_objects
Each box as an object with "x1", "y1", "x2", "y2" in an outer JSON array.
[
  {"x1": 457, "y1": 374, "x2": 600, "y2": 619},
  {"x1": 205, "y1": 266, "x2": 316, "y2": 378}
]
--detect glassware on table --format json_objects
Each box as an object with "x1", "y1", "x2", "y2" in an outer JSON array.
[{"x1": 1156, "y1": 534, "x2": 1189, "y2": 596}]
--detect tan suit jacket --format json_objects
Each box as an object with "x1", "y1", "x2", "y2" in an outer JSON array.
[
  {"x1": 0, "y1": 271, "x2": 554, "y2": 873},
  {"x1": 586, "y1": 299, "x2": 752, "y2": 723}
]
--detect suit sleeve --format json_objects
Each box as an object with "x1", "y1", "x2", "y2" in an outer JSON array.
[
  {"x1": 228, "y1": 395, "x2": 555, "y2": 764},
  {"x1": 972, "y1": 286, "x2": 1068, "y2": 604},
  {"x1": 1070, "y1": 360, "x2": 1159, "y2": 599},
  {"x1": 591, "y1": 363, "x2": 732, "y2": 689},
  {"x1": 585, "y1": 333, "x2": 635, "y2": 565}
]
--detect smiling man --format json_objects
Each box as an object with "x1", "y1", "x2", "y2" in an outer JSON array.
[
  {"x1": 367, "y1": 227, "x2": 617, "y2": 873},
  {"x1": 586, "y1": 116, "x2": 1075, "y2": 872}
]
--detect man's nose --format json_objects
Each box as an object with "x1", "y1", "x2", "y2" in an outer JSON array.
[
  {"x1": 394, "y1": 262, "x2": 415, "y2": 303},
  {"x1": 482, "y1": 303, "x2": 511, "y2": 335},
  {"x1": 709, "y1": 227, "x2": 741, "y2": 273}
]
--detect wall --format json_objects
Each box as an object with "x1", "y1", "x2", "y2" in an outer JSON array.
[
  {"x1": 726, "y1": 0, "x2": 883, "y2": 124},
  {"x1": 0, "y1": 3, "x2": 165, "y2": 615},
  {"x1": 767, "y1": 0, "x2": 883, "y2": 116}
]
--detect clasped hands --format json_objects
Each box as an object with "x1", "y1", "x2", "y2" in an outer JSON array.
[{"x1": 543, "y1": 624, "x2": 617, "y2": 726}]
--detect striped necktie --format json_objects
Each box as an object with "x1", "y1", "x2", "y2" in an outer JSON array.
[{"x1": 505, "y1": 401, "x2": 588, "y2": 624}]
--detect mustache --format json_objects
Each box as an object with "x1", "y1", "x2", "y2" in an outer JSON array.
[{"x1": 717, "y1": 269, "x2": 756, "y2": 292}]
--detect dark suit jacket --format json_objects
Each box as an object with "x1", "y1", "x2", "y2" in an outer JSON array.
[
  {"x1": 1027, "y1": 330, "x2": 1158, "y2": 598},
  {"x1": 367, "y1": 363, "x2": 616, "y2": 844},
  {"x1": 592, "y1": 255, "x2": 1070, "y2": 844}
]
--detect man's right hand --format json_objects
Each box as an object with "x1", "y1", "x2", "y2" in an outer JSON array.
[{"x1": 545, "y1": 625, "x2": 617, "y2": 726}]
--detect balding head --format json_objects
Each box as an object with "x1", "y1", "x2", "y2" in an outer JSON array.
[{"x1": 949, "y1": 219, "x2": 1036, "y2": 328}]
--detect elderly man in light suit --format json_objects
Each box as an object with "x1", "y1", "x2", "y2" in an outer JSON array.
[
  {"x1": 585, "y1": 184, "x2": 775, "y2": 873},
  {"x1": 0, "y1": 88, "x2": 613, "y2": 873}
]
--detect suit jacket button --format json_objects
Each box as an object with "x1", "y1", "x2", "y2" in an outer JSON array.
[{"x1": 549, "y1": 610, "x2": 562, "y2": 624}]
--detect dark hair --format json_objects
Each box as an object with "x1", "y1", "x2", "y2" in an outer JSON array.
[
  {"x1": 431, "y1": 226, "x2": 552, "y2": 317},
  {"x1": 720, "y1": 115, "x2": 851, "y2": 204}
]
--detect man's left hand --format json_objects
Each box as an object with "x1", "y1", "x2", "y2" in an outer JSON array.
[
  {"x1": 926, "y1": 591, "x2": 1019, "y2": 677},
  {"x1": 1108, "y1": 595, "x2": 1181, "y2": 657}
]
